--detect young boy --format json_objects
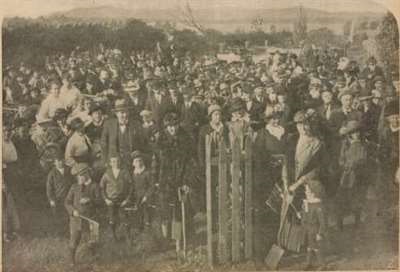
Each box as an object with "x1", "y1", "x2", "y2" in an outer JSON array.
[
  {"x1": 131, "y1": 150, "x2": 154, "y2": 231},
  {"x1": 302, "y1": 179, "x2": 327, "y2": 270},
  {"x1": 64, "y1": 163, "x2": 101, "y2": 266},
  {"x1": 46, "y1": 154, "x2": 73, "y2": 236},
  {"x1": 100, "y1": 154, "x2": 133, "y2": 241}
]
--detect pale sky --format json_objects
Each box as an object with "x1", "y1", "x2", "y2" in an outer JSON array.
[{"x1": 1, "y1": 0, "x2": 390, "y2": 18}]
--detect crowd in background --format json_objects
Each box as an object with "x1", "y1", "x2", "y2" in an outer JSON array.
[{"x1": 2, "y1": 41, "x2": 399, "y2": 268}]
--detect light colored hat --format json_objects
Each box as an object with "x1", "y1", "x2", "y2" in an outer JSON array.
[
  {"x1": 208, "y1": 104, "x2": 222, "y2": 116},
  {"x1": 112, "y1": 99, "x2": 133, "y2": 112},
  {"x1": 140, "y1": 110, "x2": 153, "y2": 117},
  {"x1": 123, "y1": 80, "x2": 140, "y2": 92}
]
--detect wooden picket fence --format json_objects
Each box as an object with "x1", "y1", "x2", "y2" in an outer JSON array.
[{"x1": 205, "y1": 133, "x2": 253, "y2": 266}]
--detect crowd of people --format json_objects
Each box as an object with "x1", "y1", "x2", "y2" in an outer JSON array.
[{"x1": 2, "y1": 41, "x2": 399, "y2": 269}]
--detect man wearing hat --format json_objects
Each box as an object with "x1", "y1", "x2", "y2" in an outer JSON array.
[
  {"x1": 65, "y1": 117, "x2": 93, "y2": 168},
  {"x1": 101, "y1": 99, "x2": 146, "y2": 168},
  {"x1": 65, "y1": 163, "x2": 101, "y2": 266},
  {"x1": 361, "y1": 56, "x2": 385, "y2": 92},
  {"x1": 336, "y1": 120, "x2": 370, "y2": 233},
  {"x1": 122, "y1": 79, "x2": 146, "y2": 122},
  {"x1": 180, "y1": 87, "x2": 206, "y2": 150},
  {"x1": 144, "y1": 80, "x2": 170, "y2": 128},
  {"x1": 156, "y1": 112, "x2": 192, "y2": 242},
  {"x1": 46, "y1": 153, "x2": 74, "y2": 236}
]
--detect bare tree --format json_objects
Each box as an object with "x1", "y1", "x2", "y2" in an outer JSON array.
[
  {"x1": 293, "y1": 5, "x2": 308, "y2": 46},
  {"x1": 177, "y1": 0, "x2": 206, "y2": 35}
]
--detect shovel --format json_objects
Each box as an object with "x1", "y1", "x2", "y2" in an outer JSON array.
[{"x1": 265, "y1": 187, "x2": 293, "y2": 269}]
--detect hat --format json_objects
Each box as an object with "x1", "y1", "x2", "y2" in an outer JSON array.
[
  {"x1": 358, "y1": 95, "x2": 373, "y2": 101},
  {"x1": 112, "y1": 99, "x2": 132, "y2": 112},
  {"x1": 384, "y1": 100, "x2": 399, "y2": 117},
  {"x1": 123, "y1": 80, "x2": 140, "y2": 92},
  {"x1": 131, "y1": 150, "x2": 144, "y2": 160},
  {"x1": 230, "y1": 97, "x2": 245, "y2": 113},
  {"x1": 373, "y1": 76, "x2": 385, "y2": 85},
  {"x1": 340, "y1": 120, "x2": 361, "y2": 136},
  {"x1": 293, "y1": 110, "x2": 306, "y2": 123},
  {"x1": 71, "y1": 163, "x2": 90, "y2": 176},
  {"x1": 208, "y1": 104, "x2": 222, "y2": 116},
  {"x1": 310, "y1": 78, "x2": 322, "y2": 87},
  {"x1": 89, "y1": 103, "x2": 104, "y2": 115},
  {"x1": 193, "y1": 79, "x2": 202, "y2": 88},
  {"x1": 367, "y1": 56, "x2": 377, "y2": 64},
  {"x1": 70, "y1": 117, "x2": 85, "y2": 131},
  {"x1": 338, "y1": 88, "x2": 354, "y2": 100},
  {"x1": 140, "y1": 109, "x2": 153, "y2": 118},
  {"x1": 163, "y1": 112, "x2": 179, "y2": 127},
  {"x1": 263, "y1": 108, "x2": 281, "y2": 121}
]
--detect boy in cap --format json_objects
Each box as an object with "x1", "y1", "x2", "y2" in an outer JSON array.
[
  {"x1": 100, "y1": 154, "x2": 133, "y2": 241},
  {"x1": 301, "y1": 179, "x2": 327, "y2": 270},
  {"x1": 64, "y1": 163, "x2": 101, "y2": 266},
  {"x1": 131, "y1": 150, "x2": 155, "y2": 231},
  {"x1": 46, "y1": 153, "x2": 74, "y2": 236},
  {"x1": 336, "y1": 120, "x2": 369, "y2": 232}
]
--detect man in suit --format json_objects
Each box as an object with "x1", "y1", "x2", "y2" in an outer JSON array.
[
  {"x1": 101, "y1": 99, "x2": 146, "y2": 169},
  {"x1": 180, "y1": 88, "x2": 206, "y2": 152},
  {"x1": 145, "y1": 80, "x2": 170, "y2": 128},
  {"x1": 165, "y1": 83, "x2": 184, "y2": 117},
  {"x1": 327, "y1": 89, "x2": 362, "y2": 196},
  {"x1": 122, "y1": 79, "x2": 147, "y2": 122}
]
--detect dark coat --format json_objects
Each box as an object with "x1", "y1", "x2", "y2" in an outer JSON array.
[
  {"x1": 100, "y1": 118, "x2": 146, "y2": 164},
  {"x1": 46, "y1": 167, "x2": 74, "y2": 203},
  {"x1": 64, "y1": 181, "x2": 102, "y2": 230},
  {"x1": 145, "y1": 93, "x2": 170, "y2": 128},
  {"x1": 253, "y1": 128, "x2": 287, "y2": 207},
  {"x1": 180, "y1": 101, "x2": 207, "y2": 144}
]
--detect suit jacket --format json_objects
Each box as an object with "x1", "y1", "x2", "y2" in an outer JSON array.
[
  {"x1": 100, "y1": 118, "x2": 146, "y2": 163},
  {"x1": 145, "y1": 93, "x2": 170, "y2": 128},
  {"x1": 123, "y1": 93, "x2": 147, "y2": 122},
  {"x1": 180, "y1": 101, "x2": 206, "y2": 139}
]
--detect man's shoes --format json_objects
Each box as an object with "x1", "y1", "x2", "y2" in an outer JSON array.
[{"x1": 304, "y1": 264, "x2": 315, "y2": 271}]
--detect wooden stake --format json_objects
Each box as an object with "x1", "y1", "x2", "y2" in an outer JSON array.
[
  {"x1": 218, "y1": 139, "x2": 228, "y2": 263},
  {"x1": 205, "y1": 135, "x2": 213, "y2": 266}
]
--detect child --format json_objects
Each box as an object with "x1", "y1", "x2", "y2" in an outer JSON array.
[
  {"x1": 131, "y1": 151, "x2": 154, "y2": 231},
  {"x1": 100, "y1": 154, "x2": 133, "y2": 241},
  {"x1": 64, "y1": 163, "x2": 101, "y2": 266},
  {"x1": 302, "y1": 179, "x2": 327, "y2": 270},
  {"x1": 46, "y1": 154, "x2": 73, "y2": 236}
]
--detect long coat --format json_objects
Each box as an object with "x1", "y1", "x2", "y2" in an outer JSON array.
[
  {"x1": 156, "y1": 127, "x2": 192, "y2": 220},
  {"x1": 253, "y1": 128, "x2": 287, "y2": 207},
  {"x1": 285, "y1": 134, "x2": 328, "y2": 208}
]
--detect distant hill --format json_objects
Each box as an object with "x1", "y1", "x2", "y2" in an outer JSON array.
[{"x1": 4, "y1": 5, "x2": 385, "y2": 33}]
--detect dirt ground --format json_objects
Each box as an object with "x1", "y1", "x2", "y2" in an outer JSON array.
[{"x1": 3, "y1": 177, "x2": 399, "y2": 272}]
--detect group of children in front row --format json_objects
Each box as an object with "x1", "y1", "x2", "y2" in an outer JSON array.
[{"x1": 46, "y1": 150, "x2": 153, "y2": 266}]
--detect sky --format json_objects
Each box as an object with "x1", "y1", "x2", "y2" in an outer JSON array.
[{"x1": 1, "y1": 0, "x2": 390, "y2": 18}]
